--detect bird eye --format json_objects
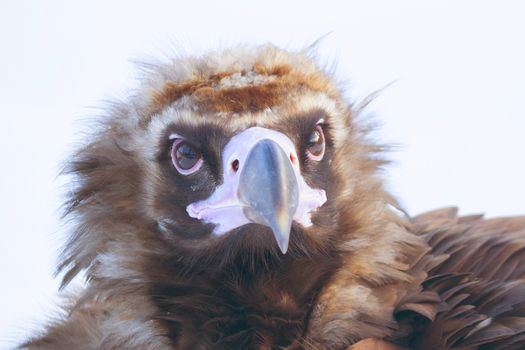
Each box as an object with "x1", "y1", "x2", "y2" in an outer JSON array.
[
  {"x1": 171, "y1": 139, "x2": 203, "y2": 175},
  {"x1": 306, "y1": 124, "x2": 325, "y2": 161}
]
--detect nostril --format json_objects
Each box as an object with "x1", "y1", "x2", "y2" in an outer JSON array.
[{"x1": 231, "y1": 159, "x2": 239, "y2": 172}]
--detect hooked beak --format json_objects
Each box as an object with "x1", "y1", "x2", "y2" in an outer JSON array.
[{"x1": 238, "y1": 139, "x2": 299, "y2": 253}]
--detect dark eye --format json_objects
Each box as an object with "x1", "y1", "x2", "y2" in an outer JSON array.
[
  {"x1": 306, "y1": 124, "x2": 325, "y2": 161},
  {"x1": 171, "y1": 139, "x2": 203, "y2": 175}
]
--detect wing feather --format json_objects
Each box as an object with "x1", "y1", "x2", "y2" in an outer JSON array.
[{"x1": 392, "y1": 208, "x2": 525, "y2": 349}]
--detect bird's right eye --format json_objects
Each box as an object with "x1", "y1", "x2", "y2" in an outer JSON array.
[{"x1": 171, "y1": 139, "x2": 203, "y2": 175}]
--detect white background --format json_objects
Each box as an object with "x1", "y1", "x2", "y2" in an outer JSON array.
[{"x1": 1, "y1": 1, "x2": 524, "y2": 347}]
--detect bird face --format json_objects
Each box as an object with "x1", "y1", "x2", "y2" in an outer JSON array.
[
  {"x1": 147, "y1": 104, "x2": 339, "y2": 258},
  {"x1": 186, "y1": 125, "x2": 327, "y2": 253}
]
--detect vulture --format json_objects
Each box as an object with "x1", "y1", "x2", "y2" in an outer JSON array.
[{"x1": 22, "y1": 45, "x2": 525, "y2": 350}]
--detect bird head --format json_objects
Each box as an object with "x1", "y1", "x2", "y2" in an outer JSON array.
[{"x1": 60, "y1": 45, "x2": 395, "y2": 284}]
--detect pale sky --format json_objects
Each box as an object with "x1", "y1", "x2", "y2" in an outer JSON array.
[{"x1": 1, "y1": 1, "x2": 524, "y2": 347}]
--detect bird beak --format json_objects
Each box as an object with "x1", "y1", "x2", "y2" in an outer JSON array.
[{"x1": 237, "y1": 139, "x2": 299, "y2": 254}]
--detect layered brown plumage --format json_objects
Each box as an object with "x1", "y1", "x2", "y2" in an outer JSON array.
[
  {"x1": 21, "y1": 45, "x2": 525, "y2": 349},
  {"x1": 394, "y1": 208, "x2": 525, "y2": 349}
]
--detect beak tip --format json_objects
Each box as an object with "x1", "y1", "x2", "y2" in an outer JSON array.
[
  {"x1": 277, "y1": 239, "x2": 289, "y2": 254},
  {"x1": 271, "y1": 223, "x2": 291, "y2": 254}
]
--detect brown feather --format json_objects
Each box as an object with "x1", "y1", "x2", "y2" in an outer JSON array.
[{"x1": 391, "y1": 209, "x2": 525, "y2": 349}]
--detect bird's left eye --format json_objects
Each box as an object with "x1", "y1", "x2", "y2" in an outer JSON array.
[
  {"x1": 306, "y1": 124, "x2": 325, "y2": 161},
  {"x1": 171, "y1": 139, "x2": 203, "y2": 175}
]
